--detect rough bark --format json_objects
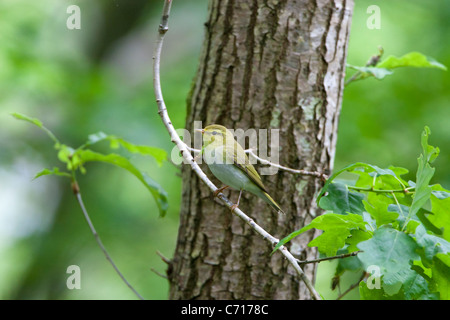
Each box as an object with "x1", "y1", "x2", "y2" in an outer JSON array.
[{"x1": 168, "y1": 0, "x2": 354, "y2": 300}]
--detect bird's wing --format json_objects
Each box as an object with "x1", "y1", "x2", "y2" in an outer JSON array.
[{"x1": 224, "y1": 141, "x2": 268, "y2": 193}]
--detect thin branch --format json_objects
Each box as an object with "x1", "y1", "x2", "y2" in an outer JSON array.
[
  {"x1": 185, "y1": 145, "x2": 328, "y2": 180},
  {"x1": 393, "y1": 191, "x2": 411, "y2": 233},
  {"x1": 152, "y1": 0, "x2": 321, "y2": 300},
  {"x1": 345, "y1": 46, "x2": 384, "y2": 87},
  {"x1": 150, "y1": 268, "x2": 168, "y2": 280},
  {"x1": 336, "y1": 272, "x2": 367, "y2": 300},
  {"x1": 344, "y1": 70, "x2": 363, "y2": 87},
  {"x1": 247, "y1": 150, "x2": 328, "y2": 180},
  {"x1": 72, "y1": 180, "x2": 145, "y2": 300},
  {"x1": 348, "y1": 185, "x2": 414, "y2": 194},
  {"x1": 297, "y1": 251, "x2": 361, "y2": 266},
  {"x1": 156, "y1": 250, "x2": 171, "y2": 264}
]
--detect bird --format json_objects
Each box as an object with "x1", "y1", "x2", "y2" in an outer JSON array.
[{"x1": 196, "y1": 124, "x2": 284, "y2": 214}]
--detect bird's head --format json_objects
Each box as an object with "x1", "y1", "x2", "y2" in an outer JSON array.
[{"x1": 196, "y1": 124, "x2": 232, "y2": 146}]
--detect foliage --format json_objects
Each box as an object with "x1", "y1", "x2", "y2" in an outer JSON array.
[
  {"x1": 2, "y1": 0, "x2": 449, "y2": 301},
  {"x1": 276, "y1": 127, "x2": 450, "y2": 299},
  {"x1": 12, "y1": 113, "x2": 169, "y2": 217},
  {"x1": 346, "y1": 51, "x2": 447, "y2": 83}
]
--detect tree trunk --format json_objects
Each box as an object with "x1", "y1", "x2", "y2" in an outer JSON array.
[{"x1": 168, "y1": 0, "x2": 354, "y2": 300}]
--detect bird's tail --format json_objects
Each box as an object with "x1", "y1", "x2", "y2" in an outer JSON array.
[{"x1": 262, "y1": 191, "x2": 285, "y2": 215}]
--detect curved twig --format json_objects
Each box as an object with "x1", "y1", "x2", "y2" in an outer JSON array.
[
  {"x1": 72, "y1": 179, "x2": 145, "y2": 300},
  {"x1": 152, "y1": 0, "x2": 321, "y2": 300},
  {"x1": 297, "y1": 251, "x2": 361, "y2": 266},
  {"x1": 185, "y1": 145, "x2": 327, "y2": 180}
]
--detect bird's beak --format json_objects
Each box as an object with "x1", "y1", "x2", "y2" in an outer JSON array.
[{"x1": 195, "y1": 128, "x2": 205, "y2": 134}]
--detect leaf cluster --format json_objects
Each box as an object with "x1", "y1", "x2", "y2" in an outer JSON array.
[
  {"x1": 12, "y1": 113, "x2": 169, "y2": 217},
  {"x1": 276, "y1": 127, "x2": 450, "y2": 300},
  {"x1": 346, "y1": 51, "x2": 447, "y2": 85}
]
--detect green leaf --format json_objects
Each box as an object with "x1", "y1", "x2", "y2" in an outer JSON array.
[
  {"x1": 357, "y1": 227, "x2": 420, "y2": 293},
  {"x1": 82, "y1": 132, "x2": 167, "y2": 167},
  {"x1": 425, "y1": 184, "x2": 450, "y2": 240},
  {"x1": 409, "y1": 127, "x2": 438, "y2": 223},
  {"x1": 33, "y1": 167, "x2": 71, "y2": 180},
  {"x1": 346, "y1": 228, "x2": 372, "y2": 253},
  {"x1": 57, "y1": 144, "x2": 77, "y2": 170},
  {"x1": 387, "y1": 203, "x2": 420, "y2": 233},
  {"x1": 359, "y1": 281, "x2": 402, "y2": 300},
  {"x1": 112, "y1": 138, "x2": 167, "y2": 167},
  {"x1": 355, "y1": 165, "x2": 408, "y2": 191},
  {"x1": 11, "y1": 112, "x2": 44, "y2": 127},
  {"x1": 11, "y1": 112, "x2": 60, "y2": 146},
  {"x1": 273, "y1": 213, "x2": 367, "y2": 256},
  {"x1": 318, "y1": 183, "x2": 365, "y2": 215},
  {"x1": 318, "y1": 162, "x2": 407, "y2": 203},
  {"x1": 12, "y1": 114, "x2": 169, "y2": 215},
  {"x1": 318, "y1": 162, "x2": 370, "y2": 202},
  {"x1": 415, "y1": 224, "x2": 450, "y2": 266},
  {"x1": 76, "y1": 149, "x2": 169, "y2": 217},
  {"x1": 346, "y1": 52, "x2": 446, "y2": 86},
  {"x1": 362, "y1": 212, "x2": 377, "y2": 231},
  {"x1": 431, "y1": 190, "x2": 450, "y2": 200},
  {"x1": 86, "y1": 131, "x2": 109, "y2": 145},
  {"x1": 347, "y1": 65, "x2": 393, "y2": 80},
  {"x1": 363, "y1": 194, "x2": 398, "y2": 227},
  {"x1": 421, "y1": 126, "x2": 440, "y2": 163},
  {"x1": 416, "y1": 207, "x2": 444, "y2": 236},
  {"x1": 385, "y1": 267, "x2": 437, "y2": 300},
  {"x1": 429, "y1": 192, "x2": 450, "y2": 242},
  {"x1": 430, "y1": 255, "x2": 450, "y2": 299},
  {"x1": 377, "y1": 52, "x2": 447, "y2": 71}
]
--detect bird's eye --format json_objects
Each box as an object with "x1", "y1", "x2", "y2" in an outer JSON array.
[{"x1": 212, "y1": 131, "x2": 218, "y2": 135}]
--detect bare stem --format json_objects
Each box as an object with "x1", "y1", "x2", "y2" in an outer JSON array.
[
  {"x1": 345, "y1": 46, "x2": 384, "y2": 87},
  {"x1": 156, "y1": 250, "x2": 171, "y2": 264},
  {"x1": 150, "y1": 268, "x2": 168, "y2": 280},
  {"x1": 297, "y1": 251, "x2": 361, "y2": 266},
  {"x1": 348, "y1": 185, "x2": 414, "y2": 194},
  {"x1": 152, "y1": 0, "x2": 321, "y2": 300},
  {"x1": 72, "y1": 180, "x2": 144, "y2": 300},
  {"x1": 185, "y1": 144, "x2": 327, "y2": 180},
  {"x1": 336, "y1": 272, "x2": 367, "y2": 300},
  {"x1": 249, "y1": 150, "x2": 327, "y2": 180}
]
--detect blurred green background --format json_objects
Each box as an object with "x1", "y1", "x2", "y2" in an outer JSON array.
[{"x1": 0, "y1": 0, "x2": 448, "y2": 300}]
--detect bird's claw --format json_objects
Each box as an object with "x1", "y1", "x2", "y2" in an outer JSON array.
[{"x1": 213, "y1": 185, "x2": 229, "y2": 198}]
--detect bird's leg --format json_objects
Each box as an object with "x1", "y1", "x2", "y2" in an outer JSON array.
[
  {"x1": 213, "y1": 185, "x2": 229, "y2": 198},
  {"x1": 230, "y1": 189, "x2": 243, "y2": 212}
]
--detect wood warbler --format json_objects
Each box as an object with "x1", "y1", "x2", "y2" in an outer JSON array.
[{"x1": 196, "y1": 124, "x2": 284, "y2": 214}]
